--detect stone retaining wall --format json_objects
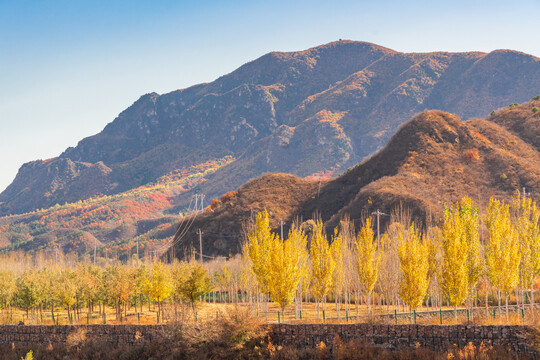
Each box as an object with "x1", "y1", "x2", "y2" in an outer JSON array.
[
  {"x1": 270, "y1": 324, "x2": 538, "y2": 355},
  {"x1": 0, "y1": 325, "x2": 166, "y2": 347},
  {"x1": 0, "y1": 324, "x2": 537, "y2": 355}
]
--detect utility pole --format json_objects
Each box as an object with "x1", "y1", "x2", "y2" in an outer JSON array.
[
  {"x1": 194, "y1": 194, "x2": 199, "y2": 215},
  {"x1": 198, "y1": 229, "x2": 203, "y2": 264},
  {"x1": 280, "y1": 220, "x2": 284, "y2": 240},
  {"x1": 371, "y1": 209, "x2": 388, "y2": 249}
]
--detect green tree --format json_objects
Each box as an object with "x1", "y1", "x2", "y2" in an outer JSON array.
[
  {"x1": 15, "y1": 270, "x2": 40, "y2": 316},
  {"x1": 176, "y1": 262, "x2": 213, "y2": 313}
]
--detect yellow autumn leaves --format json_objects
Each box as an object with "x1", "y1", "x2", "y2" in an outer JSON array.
[
  {"x1": 246, "y1": 210, "x2": 309, "y2": 313},
  {"x1": 245, "y1": 192, "x2": 540, "y2": 322},
  {"x1": 398, "y1": 225, "x2": 430, "y2": 311},
  {"x1": 246, "y1": 210, "x2": 381, "y2": 316},
  {"x1": 356, "y1": 218, "x2": 380, "y2": 313}
]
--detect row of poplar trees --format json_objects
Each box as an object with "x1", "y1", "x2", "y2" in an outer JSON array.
[
  {"x1": 0, "y1": 261, "x2": 212, "y2": 322},
  {"x1": 244, "y1": 192, "x2": 540, "y2": 323}
]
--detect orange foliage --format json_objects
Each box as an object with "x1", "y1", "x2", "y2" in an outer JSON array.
[
  {"x1": 463, "y1": 148, "x2": 480, "y2": 163},
  {"x1": 209, "y1": 198, "x2": 220, "y2": 210},
  {"x1": 0, "y1": 156, "x2": 237, "y2": 256},
  {"x1": 220, "y1": 191, "x2": 237, "y2": 203}
]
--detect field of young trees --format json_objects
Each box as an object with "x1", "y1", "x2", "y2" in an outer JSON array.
[
  {"x1": 243, "y1": 192, "x2": 540, "y2": 325},
  {"x1": 0, "y1": 192, "x2": 539, "y2": 326}
]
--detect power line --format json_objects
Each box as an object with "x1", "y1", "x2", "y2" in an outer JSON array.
[
  {"x1": 153, "y1": 195, "x2": 198, "y2": 256},
  {"x1": 371, "y1": 209, "x2": 389, "y2": 249},
  {"x1": 161, "y1": 193, "x2": 206, "y2": 257}
]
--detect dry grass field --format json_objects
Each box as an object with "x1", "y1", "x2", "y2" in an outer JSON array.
[{"x1": 2, "y1": 300, "x2": 538, "y2": 326}]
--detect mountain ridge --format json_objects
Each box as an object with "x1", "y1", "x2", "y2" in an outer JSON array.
[
  {"x1": 2, "y1": 40, "x2": 540, "y2": 217},
  {"x1": 168, "y1": 99, "x2": 540, "y2": 258}
]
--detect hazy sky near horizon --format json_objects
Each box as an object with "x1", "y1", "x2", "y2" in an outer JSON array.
[{"x1": 1, "y1": 0, "x2": 539, "y2": 192}]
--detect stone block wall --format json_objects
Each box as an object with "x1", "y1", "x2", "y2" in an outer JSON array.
[
  {"x1": 0, "y1": 324, "x2": 537, "y2": 356},
  {"x1": 269, "y1": 324, "x2": 538, "y2": 356},
  {"x1": 0, "y1": 325, "x2": 166, "y2": 347}
]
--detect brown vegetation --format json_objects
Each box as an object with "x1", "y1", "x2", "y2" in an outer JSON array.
[
  {"x1": 172, "y1": 100, "x2": 540, "y2": 257},
  {"x1": 0, "y1": 319, "x2": 532, "y2": 360}
]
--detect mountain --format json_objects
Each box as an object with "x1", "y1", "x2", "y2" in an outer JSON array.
[
  {"x1": 168, "y1": 99, "x2": 540, "y2": 258},
  {"x1": 0, "y1": 158, "x2": 233, "y2": 259},
  {"x1": 2, "y1": 41, "x2": 539, "y2": 218}
]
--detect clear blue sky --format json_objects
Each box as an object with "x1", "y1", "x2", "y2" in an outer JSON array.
[{"x1": 1, "y1": 0, "x2": 539, "y2": 192}]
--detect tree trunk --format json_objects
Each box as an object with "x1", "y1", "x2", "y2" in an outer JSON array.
[
  {"x1": 485, "y1": 277, "x2": 489, "y2": 318},
  {"x1": 505, "y1": 293, "x2": 509, "y2": 324},
  {"x1": 531, "y1": 284, "x2": 535, "y2": 322},
  {"x1": 498, "y1": 288, "x2": 502, "y2": 319},
  {"x1": 368, "y1": 292, "x2": 372, "y2": 318},
  {"x1": 355, "y1": 291, "x2": 359, "y2": 318}
]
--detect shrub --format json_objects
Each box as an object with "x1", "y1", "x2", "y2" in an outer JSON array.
[
  {"x1": 533, "y1": 107, "x2": 539, "y2": 113},
  {"x1": 532, "y1": 95, "x2": 540, "y2": 101},
  {"x1": 463, "y1": 148, "x2": 480, "y2": 162},
  {"x1": 508, "y1": 103, "x2": 519, "y2": 108},
  {"x1": 209, "y1": 198, "x2": 220, "y2": 210},
  {"x1": 220, "y1": 191, "x2": 237, "y2": 203},
  {"x1": 490, "y1": 110, "x2": 496, "y2": 116},
  {"x1": 500, "y1": 173, "x2": 508, "y2": 181}
]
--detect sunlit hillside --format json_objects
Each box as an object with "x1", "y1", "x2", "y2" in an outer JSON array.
[{"x1": 0, "y1": 157, "x2": 234, "y2": 260}]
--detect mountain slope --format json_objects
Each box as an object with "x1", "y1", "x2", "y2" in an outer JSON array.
[
  {"x1": 168, "y1": 100, "x2": 540, "y2": 258},
  {"x1": 0, "y1": 157, "x2": 234, "y2": 259},
  {"x1": 2, "y1": 41, "x2": 540, "y2": 216}
]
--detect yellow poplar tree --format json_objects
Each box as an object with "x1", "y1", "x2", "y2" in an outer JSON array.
[
  {"x1": 442, "y1": 203, "x2": 470, "y2": 322},
  {"x1": 513, "y1": 192, "x2": 540, "y2": 310},
  {"x1": 247, "y1": 209, "x2": 275, "y2": 295},
  {"x1": 398, "y1": 224, "x2": 430, "y2": 312},
  {"x1": 355, "y1": 218, "x2": 380, "y2": 314},
  {"x1": 240, "y1": 242, "x2": 258, "y2": 304},
  {"x1": 330, "y1": 228, "x2": 346, "y2": 308},
  {"x1": 486, "y1": 198, "x2": 521, "y2": 322},
  {"x1": 149, "y1": 261, "x2": 172, "y2": 320},
  {"x1": 310, "y1": 219, "x2": 335, "y2": 317},
  {"x1": 267, "y1": 224, "x2": 308, "y2": 315},
  {"x1": 0, "y1": 271, "x2": 15, "y2": 312},
  {"x1": 459, "y1": 197, "x2": 483, "y2": 297}
]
